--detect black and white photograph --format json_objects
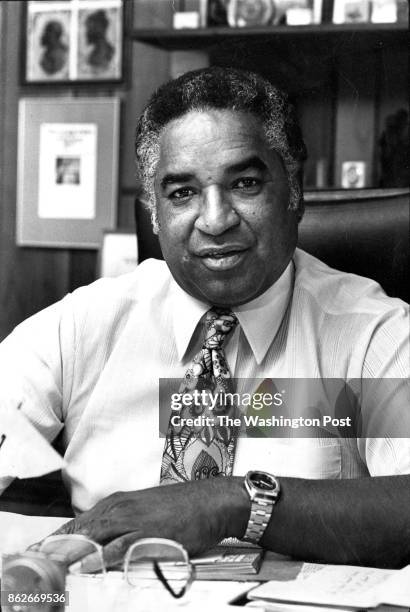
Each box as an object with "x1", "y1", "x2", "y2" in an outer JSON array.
[
  {"x1": 77, "y1": 5, "x2": 123, "y2": 80},
  {"x1": 1, "y1": 0, "x2": 409, "y2": 611},
  {"x1": 26, "y1": 8, "x2": 71, "y2": 81},
  {"x1": 24, "y1": 0, "x2": 123, "y2": 83}
]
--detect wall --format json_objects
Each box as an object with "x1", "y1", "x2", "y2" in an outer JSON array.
[{"x1": 0, "y1": 1, "x2": 169, "y2": 341}]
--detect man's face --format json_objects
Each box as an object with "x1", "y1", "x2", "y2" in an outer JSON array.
[{"x1": 154, "y1": 109, "x2": 298, "y2": 307}]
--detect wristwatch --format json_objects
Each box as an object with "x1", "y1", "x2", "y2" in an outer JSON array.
[{"x1": 243, "y1": 470, "x2": 281, "y2": 544}]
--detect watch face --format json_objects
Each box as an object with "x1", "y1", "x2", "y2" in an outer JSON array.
[{"x1": 251, "y1": 471, "x2": 276, "y2": 491}]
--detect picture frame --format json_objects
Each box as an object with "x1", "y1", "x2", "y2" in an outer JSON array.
[
  {"x1": 24, "y1": 0, "x2": 123, "y2": 84},
  {"x1": 99, "y1": 230, "x2": 139, "y2": 278},
  {"x1": 227, "y1": 0, "x2": 274, "y2": 27},
  {"x1": 341, "y1": 161, "x2": 366, "y2": 188},
  {"x1": 16, "y1": 97, "x2": 120, "y2": 249},
  {"x1": 332, "y1": 0, "x2": 370, "y2": 24}
]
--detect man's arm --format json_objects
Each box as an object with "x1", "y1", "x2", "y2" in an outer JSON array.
[
  {"x1": 257, "y1": 474, "x2": 410, "y2": 568},
  {"x1": 53, "y1": 473, "x2": 410, "y2": 571}
]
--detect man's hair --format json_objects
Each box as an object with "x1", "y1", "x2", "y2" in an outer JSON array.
[{"x1": 135, "y1": 67, "x2": 307, "y2": 231}]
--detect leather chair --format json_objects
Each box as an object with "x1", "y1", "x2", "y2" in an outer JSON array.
[
  {"x1": 135, "y1": 187, "x2": 409, "y2": 302},
  {"x1": 299, "y1": 188, "x2": 409, "y2": 303}
]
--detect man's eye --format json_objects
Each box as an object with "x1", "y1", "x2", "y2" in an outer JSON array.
[
  {"x1": 169, "y1": 187, "x2": 195, "y2": 201},
  {"x1": 232, "y1": 177, "x2": 262, "y2": 194}
]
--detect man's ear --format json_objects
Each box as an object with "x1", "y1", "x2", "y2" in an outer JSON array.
[{"x1": 152, "y1": 210, "x2": 160, "y2": 235}]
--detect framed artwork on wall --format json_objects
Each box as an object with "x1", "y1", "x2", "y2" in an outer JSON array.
[
  {"x1": 16, "y1": 97, "x2": 120, "y2": 248},
  {"x1": 24, "y1": 0, "x2": 123, "y2": 83}
]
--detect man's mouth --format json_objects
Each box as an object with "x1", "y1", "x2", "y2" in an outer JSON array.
[{"x1": 196, "y1": 246, "x2": 249, "y2": 271}]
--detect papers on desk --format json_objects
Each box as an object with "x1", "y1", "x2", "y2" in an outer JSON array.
[
  {"x1": 248, "y1": 562, "x2": 410, "y2": 610},
  {"x1": 0, "y1": 404, "x2": 64, "y2": 478},
  {"x1": 67, "y1": 573, "x2": 258, "y2": 612}
]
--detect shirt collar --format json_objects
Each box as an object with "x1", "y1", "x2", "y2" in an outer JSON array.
[{"x1": 171, "y1": 261, "x2": 294, "y2": 364}]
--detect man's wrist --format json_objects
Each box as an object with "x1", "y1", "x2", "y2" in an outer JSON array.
[{"x1": 211, "y1": 476, "x2": 251, "y2": 540}]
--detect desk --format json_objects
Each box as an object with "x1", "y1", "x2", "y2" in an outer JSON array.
[
  {"x1": 0, "y1": 512, "x2": 260, "y2": 610},
  {"x1": 1, "y1": 513, "x2": 409, "y2": 612}
]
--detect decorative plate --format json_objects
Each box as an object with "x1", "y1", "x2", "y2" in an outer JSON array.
[{"x1": 227, "y1": 0, "x2": 275, "y2": 27}]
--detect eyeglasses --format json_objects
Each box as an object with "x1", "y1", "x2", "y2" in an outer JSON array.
[{"x1": 39, "y1": 535, "x2": 195, "y2": 599}]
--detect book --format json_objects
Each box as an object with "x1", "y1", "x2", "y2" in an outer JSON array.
[{"x1": 193, "y1": 545, "x2": 264, "y2": 580}]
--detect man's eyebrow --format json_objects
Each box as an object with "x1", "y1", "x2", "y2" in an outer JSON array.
[
  {"x1": 159, "y1": 156, "x2": 268, "y2": 189},
  {"x1": 227, "y1": 156, "x2": 268, "y2": 173},
  {"x1": 160, "y1": 173, "x2": 195, "y2": 189}
]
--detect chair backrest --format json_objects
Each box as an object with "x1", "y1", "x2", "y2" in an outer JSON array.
[
  {"x1": 298, "y1": 188, "x2": 409, "y2": 302},
  {"x1": 135, "y1": 188, "x2": 409, "y2": 302}
]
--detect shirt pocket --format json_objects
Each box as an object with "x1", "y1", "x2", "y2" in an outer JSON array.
[{"x1": 234, "y1": 438, "x2": 342, "y2": 479}]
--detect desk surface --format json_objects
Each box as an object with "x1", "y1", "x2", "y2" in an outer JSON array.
[{"x1": 1, "y1": 512, "x2": 409, "y2": 612}]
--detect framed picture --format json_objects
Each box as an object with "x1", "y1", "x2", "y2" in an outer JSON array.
[
  {"x1": 99, "y1": 231, "x2": 139, "y2": 278},
  {"x1": 17, "y1": 97, "x2": 120, "y2": 248},
  {"x1": 341, "y1": 161, "x2": 366, "y2": 188},
  {"x1": 24, "y1": 0, "x2": 123, "y2": 83},
  {"x1": 227, "y1": 0, "x2": 274, "y2": 27},
  {"x1": 332, "y1": 0, "x2": 370, "y2": 23}
]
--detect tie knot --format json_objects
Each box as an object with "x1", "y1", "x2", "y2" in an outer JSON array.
[{"x1": 203, "y1": 308, "x2": 238, "y2": 350}]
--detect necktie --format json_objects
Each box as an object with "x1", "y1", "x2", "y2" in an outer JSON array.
[{"x1": 161, "y1": 308, "x2": 239, "y2": 484}]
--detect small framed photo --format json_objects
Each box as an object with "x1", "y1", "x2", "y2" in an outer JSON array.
[
  {"x1": 24, "y1": 0, "x2": 123, "y2": 83},
  {"x1": 371, "y1": 0, "x2": 397, "y2": 23},
  {"x1": 227, "y1": 0, "x2": 274, "y2": 27},
  {"x1": 333, "y1": 0, "x2": 370, "y2": 23},
  {"x1": 270, "y1": 1, "x2": 317, "y2": 26},
  {"x1": 205, "y1": 0, "x2": 229, "y2": 26},
  {"x1": 99, "y1": 231, "x2": 139, "y2": 278},
  {"x1": 341, "y1": 161, "x2": 366, "y2": 189},
  {"x1": 17, "y1": 97, "x2": 120, "y2": 248}
]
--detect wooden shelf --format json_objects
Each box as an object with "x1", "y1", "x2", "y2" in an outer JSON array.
[
  {"x1": 304, "y1": 187, "x2": 410, "y2": 203},
  {"x1": 129, "y1": 23, "x2": 407, "y2": 51}
]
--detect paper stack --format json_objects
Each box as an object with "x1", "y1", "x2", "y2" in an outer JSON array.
[{"x1": 247, "y1": 562, "x2": 410, "y2": 611}]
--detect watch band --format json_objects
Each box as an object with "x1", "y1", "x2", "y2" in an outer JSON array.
[
  {"x1": 243, "y1": 471, "x2": 280, "y2": 544},
  {"x1": 243, "y1": 497, "x2": 274, "y2": 543}
]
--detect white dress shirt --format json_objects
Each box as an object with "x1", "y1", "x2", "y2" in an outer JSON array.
[{"x1": 0, "y1": 249, "x2": 409, "y2": 512}]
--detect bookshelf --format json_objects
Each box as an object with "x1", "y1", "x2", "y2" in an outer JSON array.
[
  {"x1": 129, "y1": 23, "x2": 407, "y2": 51},
  {"x1": 127, "y1": 20, "x2": 408, "y2": 190}
]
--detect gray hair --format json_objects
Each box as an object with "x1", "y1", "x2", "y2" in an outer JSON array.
[{"x1": 135, "y1": 67, "x2": 307, "y2": 232}]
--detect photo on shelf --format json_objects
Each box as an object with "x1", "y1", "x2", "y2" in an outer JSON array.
[
  {"x1": 227, "y1": 0, "x2": 275, "y2": 27},
  {"x1": 271, "y1": 0, "x2": 322, "y2": 25},
  {"x1": 206, "y1": 0, "x2": 229, "y2": 26},
  {"x1": 370, "y1": 0, "x2": 397, "y2": 23},
  {"x1": 332, "y1": 0, "x2": 370, "y2": 23},
  {"x1": 24, "y1": 0, "x2": 123, "y2": 83},
  {"x1": 341, "y1": 161, "x2": 366, "y2": 189}
]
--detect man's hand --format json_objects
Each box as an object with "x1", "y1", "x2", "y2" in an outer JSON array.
[{"x1": 50, "y1": 477, "x2": 250, "y2": 571}]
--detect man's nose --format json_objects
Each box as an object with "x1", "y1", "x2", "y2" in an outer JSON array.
[{"x1": 194, "y1": 185, "x2": 240, "y2": 235}]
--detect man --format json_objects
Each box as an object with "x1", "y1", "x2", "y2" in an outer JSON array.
[{"x1": 1, "y1": 68, "x2": 409, "y2": 570}]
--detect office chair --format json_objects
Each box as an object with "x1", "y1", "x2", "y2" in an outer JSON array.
[{"x1": 299, "y1": 188, "x2": 409, "y2": 303}]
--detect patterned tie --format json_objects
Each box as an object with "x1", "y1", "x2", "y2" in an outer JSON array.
[{"x1": 161, "y1": 308, "x2": 239, "y2": 484}]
